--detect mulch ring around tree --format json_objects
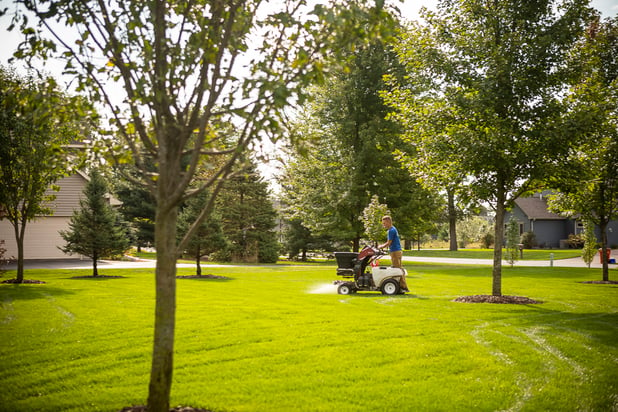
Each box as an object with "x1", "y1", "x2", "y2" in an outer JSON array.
[
  {"x1": 120, "y1": 406, "x2": 212, "y2": 412},
  {"x1": 176, "y1": 274, "x2": 229, "y2": 280},
  {"x1": 1, "y1": 278, "x2": 46, "y2": 284},
  {"x1": 581, "y1": 280, "x2": 618, "y2": 285},
  {"x1": 453, "y1": 295, "x2": 541, "y2": 304}
]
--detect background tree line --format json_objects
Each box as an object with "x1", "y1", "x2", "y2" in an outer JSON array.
[{"x1": 114, "y1": 159, "x2": 279, "y2": 265}]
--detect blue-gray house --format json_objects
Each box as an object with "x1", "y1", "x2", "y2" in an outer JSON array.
[{"x1": 506, "y1": 192, "x2": 618, "y2": 249}]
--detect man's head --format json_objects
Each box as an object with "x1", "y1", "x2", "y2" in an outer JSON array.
[{"x1": 381, "y1": 215, "x2": 392, "y2": 229}]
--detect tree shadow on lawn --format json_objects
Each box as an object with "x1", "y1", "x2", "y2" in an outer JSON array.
[
  {"x1": 0, "y1": 284, "x2": 75, "y2": 301},
  {"x1": 69, "y1": 275, "x2": 126, "y2": 280},
  {"x1": 176, "y1": 274, "x2": 233, "y2": 281},
  {"x1": 512, "y1": 305, "x2": 618, "y2": 349},
  {"x1": 342, "y1": 292, "x2": 421, "y2": 299}
]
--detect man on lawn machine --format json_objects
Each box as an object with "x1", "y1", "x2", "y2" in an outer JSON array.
[{"x1": 333, "y1": 245, "x2": 408, "y2": 295}]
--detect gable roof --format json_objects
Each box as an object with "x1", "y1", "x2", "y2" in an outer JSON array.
[{"x1": 514, "y1": 196, "x2": 565, "y2": 220}]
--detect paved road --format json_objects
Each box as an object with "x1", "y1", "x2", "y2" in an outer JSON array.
[
  {"x1": 4, "y1": 253, "x2": 617, "y2": 270},
  {"x1": 402, "y1": 255, "x2": 616, "y2": 268},
  {"x1": 3, "y1": 258, "x2": 193, "y2": 270}
]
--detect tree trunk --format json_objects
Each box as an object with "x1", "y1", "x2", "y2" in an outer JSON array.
[
  {"x1": 147, "y1": 204, "x2": 178, "y2": 412},
  {"x1": 92, "y1": 252, "x2": 98, "y2": 277},
  {"x1": 600, "y1": 218, "x2": 609, "y2": 282},
  {"x1": 447, "y1": 189, "x2": 458, "y2": 251},
  {"x1": 196, "y1": 246, "x2": 202, "y2": 276},
  {"x1": 492, "y1": 199, "x2": 506, "y2": 296},
  {"x1": 14, "y1": 220, "x2": 26, "y2": 283}
]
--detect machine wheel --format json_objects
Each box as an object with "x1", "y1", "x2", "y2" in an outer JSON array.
[
  {"x1": 338, "y1": 283, "x2": 353, "y2": 295},
  {"x1": 381, "y1": 279, "x2": 400, "y2": 295}
]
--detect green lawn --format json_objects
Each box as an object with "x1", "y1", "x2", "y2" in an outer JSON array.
[
  {"x1": 404, "y1": 248, "x2": 583, "y2": 260},
  {"x1": 1, "y1": 263, "x2": 616, "y2": 411}
]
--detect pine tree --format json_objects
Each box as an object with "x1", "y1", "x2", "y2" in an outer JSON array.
[
  {"x1": 177, "y1": 190, "x2": 227, "y2": 275},
  {"x1": 59, "y1": 169, "x2": 129, "y2": 276},
  {"x1": 217, "y1": 164, "x2": 279, "y2": 263}
]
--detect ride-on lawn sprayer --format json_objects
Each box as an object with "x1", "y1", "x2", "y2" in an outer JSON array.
[{"x1": 333, "y1": 246, "x2": 408, "y2": 295}]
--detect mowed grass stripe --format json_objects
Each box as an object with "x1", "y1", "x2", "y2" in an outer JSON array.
[{"x1": 1, "y1": 263, "x2": 617, "y2": 411}]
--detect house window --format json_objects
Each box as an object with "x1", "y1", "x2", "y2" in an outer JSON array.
[
  {"x1": 575, "y1": 221, "x2": 584, "y2": 235},
  {"x1": 504, "y1": 222, "x2": 525, "y2": 235}
]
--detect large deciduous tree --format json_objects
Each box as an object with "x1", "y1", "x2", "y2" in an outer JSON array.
[
  {"x1": 9, "y1": 1, "x2": 393, "y2": 409},
  {"x1": 0, "y1": 66, "x2": 91, "y2": 283},
  {"x1": 384, "y1": 0, "x2": 591, "y2": 296},
  {"x1": 548, "y1": 15, "x2": 618, "y2": 282}
]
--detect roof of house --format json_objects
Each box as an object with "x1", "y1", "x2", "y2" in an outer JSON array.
[{"x1": 515, "y1": 196, "x2": 565, "y2": 220}]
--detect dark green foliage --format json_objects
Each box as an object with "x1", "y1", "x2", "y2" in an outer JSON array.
[
  {"x1": 59, "y1": 170, "x2": 129, "y2": 276},
  {"x1": 217, "y1": 164, "x2": 279, "y2": 263},
  {"x1": 177, "y1": 191, "x2": 227, "y2": 275},
  {"x1": 284, "y1": 219, "x2": 335, "y2": 260},
  {"x1": 114, "y1": 171, "x2": 156, "y2": 251}
]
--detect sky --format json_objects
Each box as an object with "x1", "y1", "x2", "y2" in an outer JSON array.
[
  {"x1": 0, "y1": 0, "x2": 616, "y2": 183},
  {"x1": 2, "y1": 0, "x2": 616, "y2": 72},
  {"x1": 398, "y1": 0, "x2": 617, "y2": 20}
]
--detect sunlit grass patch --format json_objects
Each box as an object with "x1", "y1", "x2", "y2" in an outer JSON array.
[{"x1": 1, "y1": 263, "x2": 616, "y2": 411}]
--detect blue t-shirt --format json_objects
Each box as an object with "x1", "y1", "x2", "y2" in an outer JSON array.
[{"x1": 387, "y1": 226, "x2": 401, "y2": 252}]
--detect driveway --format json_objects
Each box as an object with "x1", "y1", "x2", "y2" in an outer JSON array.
[{"x1": 403, "y1": 255, "x2": 616, "y2": 268}]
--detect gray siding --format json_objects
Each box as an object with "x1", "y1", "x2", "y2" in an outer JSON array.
[
  {"x1": 0, "y1": 173, "x2": 87, "y2": 259},
  {"x1": 43, "y1": 174, "x2": 87, "y2": 217},
  {"x1": 529, "y1": 220, "x2": 568, "y2": 248}
]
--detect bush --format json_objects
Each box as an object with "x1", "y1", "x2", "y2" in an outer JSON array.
[
  {"x1": 209, "y1": 248, "x2": 232, "y2": 262},
  {"x1": 480, "y1": 232, "x2": 494, "y2": 249},
  {"x1": 0, "y1": 240, "x2": 10, "y2": 276},
  {"x1": 258, "y1": 241, "x2": 280, "y2": 263},
  {"x1": 568, "y1": 233, "x2": 584, "y2": 248},
  {"x1": 520, "y1": 231, "x2": 536, "y2": 249}
]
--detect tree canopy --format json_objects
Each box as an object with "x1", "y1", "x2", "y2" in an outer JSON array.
[
  {"x1": 0, "y1": 65, "x2": 93, "y2": 282},
  {"x1": 384, "y1": 0, "x2": 592, "y2": 296},
  {"x1": 548, "y1": 14, "x2": 618, "y2": 281}
]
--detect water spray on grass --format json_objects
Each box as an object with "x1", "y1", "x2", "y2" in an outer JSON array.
[{"x1": 307, "y1": 283, "x2": 338, "y2": 294}]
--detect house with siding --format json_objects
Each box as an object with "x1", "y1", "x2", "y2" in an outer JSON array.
[
  {"x1": 506, "y1": 192, "x2": 618, "y2": 249},
  {"x1": 0, "y1": 171, "x2": 120, "y2": 260}
]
